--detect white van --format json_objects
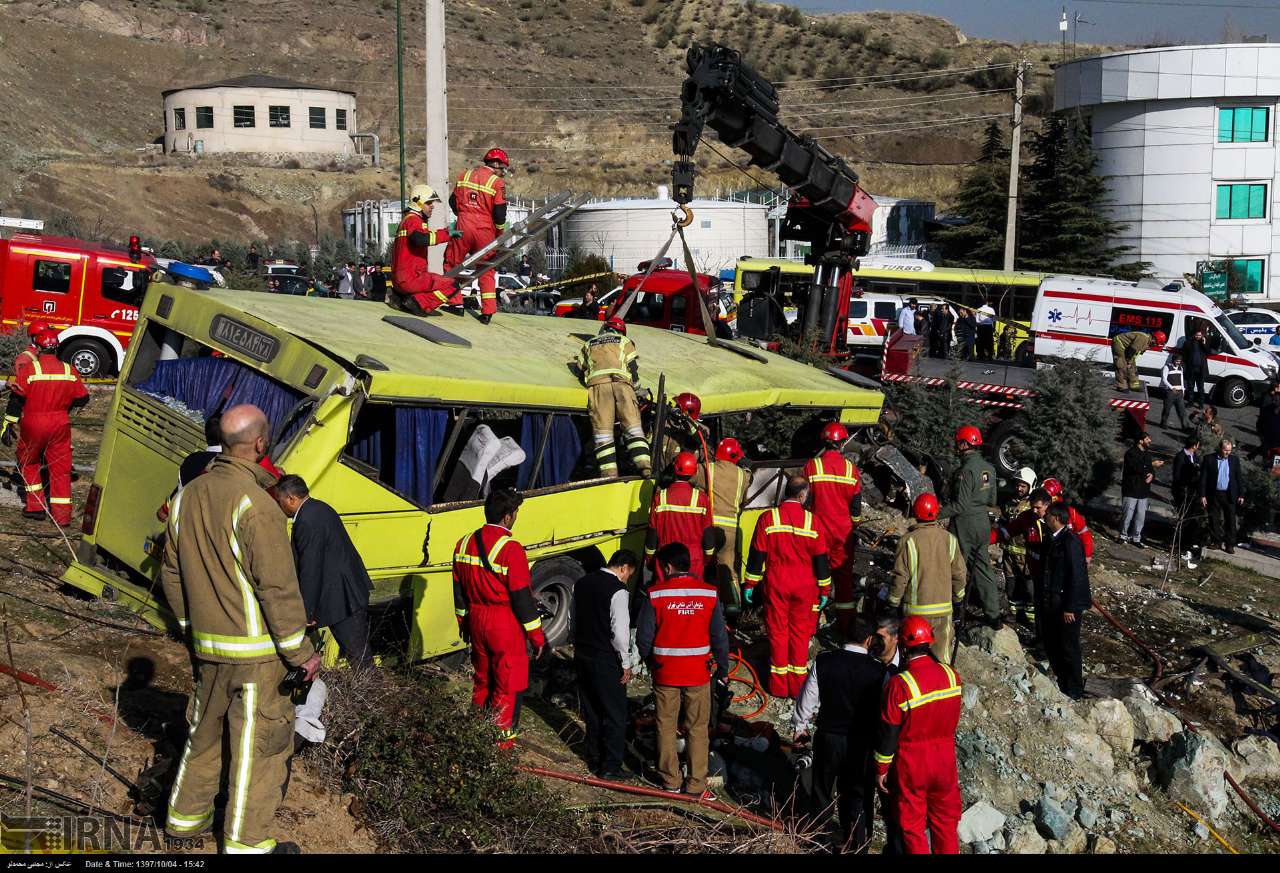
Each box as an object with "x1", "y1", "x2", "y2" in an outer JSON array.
[
  {"x1": 847, "y1": 292, "x2": 955, "y2": 348},
  {"x1": 1031, "y1": 276, "x2": 1279, "y2": 407}
]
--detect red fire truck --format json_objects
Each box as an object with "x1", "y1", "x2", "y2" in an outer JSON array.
[{"x1": 0, "y1": 233, "x2": 150, "y2": 377}]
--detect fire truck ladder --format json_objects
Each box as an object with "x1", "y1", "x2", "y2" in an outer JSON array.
[{"x1": 442, "y1": 191, "x2": 589, "y2": 284}]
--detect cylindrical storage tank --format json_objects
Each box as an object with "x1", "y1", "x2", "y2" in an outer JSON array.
[{"x1": 562, "y1": 197, "x2": 769, "y2": 276}]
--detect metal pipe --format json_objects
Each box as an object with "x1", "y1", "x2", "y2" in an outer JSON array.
[{"x1": 349, "y1": 133, "x2": 381, "y2": 168}]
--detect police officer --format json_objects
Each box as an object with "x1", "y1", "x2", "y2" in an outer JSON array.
[
  {"x1": 888, "y1": 493, "x2": 967, "y2": 665},
  {"x1": 578, "y1": 318, "x2": 652, "y2": 478},
  {"x1": 1001, "y1": 467, "x2": 1037, "y2": 625},
  {"x1": 937, "y1": 425, "x2": 1002, "y2": 629}
]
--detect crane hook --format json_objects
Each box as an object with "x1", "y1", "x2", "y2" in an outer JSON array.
[{"x1": 673, "y1": 204, "x2": 694, "y2": 228}]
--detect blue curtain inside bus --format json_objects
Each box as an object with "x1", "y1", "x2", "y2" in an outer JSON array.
[
  {"x1": 516, "y1": 413, "x2": 583, "y2": 489},
  {"x1": 135, "y1": 357, "x2": 305, "y2": 442},
  {"x1": 346, "y1": 405, "x2": 448, "y2": 507}
]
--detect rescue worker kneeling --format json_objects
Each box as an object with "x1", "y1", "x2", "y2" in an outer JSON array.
[
  {"x1": 636, "y1": 542, "x2": 730, "y2": 799},
  {"x1": 888, "y1": 493, "x2": 967, "y2": 665},
  {"x1": 1111, "y1": 330, "x2": 1165, "y2": 393},
  {"x1": 875, "y1": 616, "x2": 963, "y2": 855},
  {"x1": 2, "y1": 329, "x2": 89, "y2": 525},
  {"x1": 452, "y1": 488, "x2": 546, "y2": 748},
  {"x1": 578, "y1": 318, "x2": 652, "y2": 478},
  {"x1": 389, "y1": 183, "x2": 463, "y2": 316}
]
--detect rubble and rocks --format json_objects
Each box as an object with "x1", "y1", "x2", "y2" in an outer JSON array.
[
  {"x1": 1233, "y1": 735, "x2": 1280, "y2": 782},
  {"x1": 1047, "y1": 823, "x2": 1088, "y2": 855},
  {"x1": 970, "y1": 625, "x2": 1025, "y2": 662},
  {"x1": 1004, "y1": 819, "x2": 1048, "y2": 854},
  {"x1": 1089, "y1": 834, "x2": 1117, "y2": 854},
  {"x1": 1083, "y1": 698, "x2": 1135, "y2": 757},
  {"x1": 1034, "y1": 795, "x2": 1073, "y2": 841},
  {"x1": 958, "y1": 800, "x2": 1006, "y2": 845},
  {"x1": 1123, "y1": 687, "x2": 1184, "y2": 744},
  {"x1": 1156, "y1": 732, "x2": 1243, "y2": 820}
]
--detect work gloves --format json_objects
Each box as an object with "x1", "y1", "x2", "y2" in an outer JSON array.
[
  {"x1": 743, "y1": 586, "x2": 756, "y2": 606},
  {"x1": 819, "y1": 595, "x2": 829, "y2": 611},
  {"x1": 0, "y1": 418, "x2": 15, "y2": 447},
  {"x1": 449, "y1": 222, "x2": 462, "y2": 239}
]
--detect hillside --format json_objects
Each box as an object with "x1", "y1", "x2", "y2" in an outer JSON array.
[{"x1": 0, "y1": 0, "x2": 1085, "y2": 248}]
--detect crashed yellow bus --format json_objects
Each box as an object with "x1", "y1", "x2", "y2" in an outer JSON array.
[{"x1": 62, "y1": 283, "x2": 884, "y2": 661}]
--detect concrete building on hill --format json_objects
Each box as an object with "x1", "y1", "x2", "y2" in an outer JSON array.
[{"x1": 162, "y1": 74, "x2": 362, "y2": 158}]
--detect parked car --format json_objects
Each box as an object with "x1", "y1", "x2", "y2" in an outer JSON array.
[{"x1": 1226, "y1": 306, "x2": 1280, "y2": 342}]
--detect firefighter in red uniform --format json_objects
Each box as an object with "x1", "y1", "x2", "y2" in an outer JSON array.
[
  {"x1": 1041, "y1": 478, "x2": 1094, "y2": 561},
  {"x1": 452, "y1": 488, "x2": 547, "y2": 748},
  {"x1": 743, "y1": 475, "x2": 833, "y2": 699},
  {"x1": 389, "y1": 184, "x2": 462, "y2": 316},
  {"x1": 445, "y1": 147, "x2": 510, "y2": 324},
  {"x1": 3, "y1": 330, "x2": 88, "y2": 525},
  {"x1": 803, "y1": 422, "x2": 863, "y2": 633},
  {"x1": 3, "y1": 325, "x2": 42, "y2": 435},
  {"x1": 645, "y1": 451, "x2": 716, "y2": 582},
  {"x1": 875, "y1": 616, "x2": 963, "y2": 855}
]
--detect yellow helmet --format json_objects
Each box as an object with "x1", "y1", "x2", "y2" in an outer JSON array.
[{"x1": 408, "y1": 184, "x2": 440, "y2": 212}]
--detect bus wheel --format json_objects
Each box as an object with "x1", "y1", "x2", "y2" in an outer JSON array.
[
  {"x1": 1014, "y1": 341, "x2": 1035, "y2": 368},
  {"x1": 60, "y1": 338, "x2": 113, "y2": 379},
  {"x1": 1218, "y1": 377, "x2": 1250, "y2": 409},
  {"x1": 987, "y1": 418, "x2": 1022, "y2": 478},
  {"x1": 530, "y1": 555, "x2": 582, "y2": 649}
]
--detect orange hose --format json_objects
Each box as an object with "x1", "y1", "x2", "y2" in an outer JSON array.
[
  {"x1": 727, "y1": 649, "x2": 770, "y2": 719},
  {"x1": 1, "y1": 661, "x2": 117, "y2": 726}
]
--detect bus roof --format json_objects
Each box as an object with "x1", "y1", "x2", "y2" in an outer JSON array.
[
  {"x1": 191, "y1": 288, "x2": 884, "y2": 420},
  {"x1": 736, "y1": 257, "x2": 1045, "y2": 286}
]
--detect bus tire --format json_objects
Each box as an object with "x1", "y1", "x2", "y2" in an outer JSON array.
[
  {"x1": 986, "y1": 418, "x2": 1022, "y2": 478},
  {"x1": 530, "y1": 555, "x2": 582, "y2": 650},
  {"x1": 1014, "y1": 341, "x2": 1035, "y2": 368},
  {"x1": 1218, "y1": 377, "x2": 1250, "y2": 409},
  {"x1": 60, "y1": 338, "x2": 114, "y2": 378}
]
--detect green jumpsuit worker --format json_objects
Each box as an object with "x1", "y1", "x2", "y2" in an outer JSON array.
[{"x1": 938, "y1": 426, "x2": 1002, "y2": 627}]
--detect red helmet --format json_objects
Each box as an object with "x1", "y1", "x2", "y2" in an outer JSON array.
[
  {"x1": 33, "y1": 329, "x2": 59, "y2": 351},
  {"x1": 674, "y1": 392, "x2": 701, "y2": 420},
  {"x1": 901, "y1": 615, "x2": 936, "y2": 647},
  {"x1": 912, "y1": 492, "x2": 940, "y2": 522},
  {"x1": 715, "y1": 438, "x2": 744, "y2": 463},
  {"x1": 1153, "y1": 330, "x2": 1168, "y2": 346},
  {"x1": 483, "y1": 147, "x2": 510, "y2": 167},
  {"x1": 820, "y1": 422, "x2": 849, "y2": 445},
  {"x1": 1042, "y1": 477, "x2": 1063, "y2": 499},
  {"x1": 25, "y1": 323, "x2": 42, "y2": 340},
  {"x1": 604, "y1": 317, "x2": 627, "y2": 335},
  {"x1": 955, "y1": 425, "x2": 983, "y2": 447},
  {"x1": 673, "y1": 451, "x2": 698, "y2": 478}
]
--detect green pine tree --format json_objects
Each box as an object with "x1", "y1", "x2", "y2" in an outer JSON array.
[
  {"x1": 1019, "y1": 112, "x2": 1150, "y2": 280},
  {"x1": 934, "y1": 121, "x2": 1010, "y2": 269}
]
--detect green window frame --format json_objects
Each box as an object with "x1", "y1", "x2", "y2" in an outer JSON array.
[
  {"x1": 1215, "y1": 183, "x2": 1267, "y2": 219},
  {"x1": 1217, "y1": 106, "x2": 1270, "y2": 143},
  {"x1": 1227, "y1": 258, "x2": 1265, "y2": 295}
]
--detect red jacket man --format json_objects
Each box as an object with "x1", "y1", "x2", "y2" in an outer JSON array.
[
  {"x1": 390, "y1": 183, "x2": 461, "y2": 315},
  {"x1": 803, "y1": 422, "x2": 863, "y2": 631},
  {"x1": 743, "y1": 475, "x2": 833, "y2": 698},
  {"x1": 4, "y1": 331, "x2": 88, "y2": 525},
  {"x1": 445, "y1": 148, "x2": 509, "y2": 322},
  {"x1": 875, "y1": 616, "x2": 963, "y2": 855},
  {"x1": 1040, "y1": 478, "x2": 1094, "y2": 559},
  {"x1": 645, "y1": 452, "x2": 716, "y2": 581},
  {"x1": 452, "y1": 489, "x2": 546, "y2": 747}
]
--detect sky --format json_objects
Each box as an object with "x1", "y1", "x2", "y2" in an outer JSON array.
[{"x1": 790, "y1": 1, "x2": 1280, "y2": 46}]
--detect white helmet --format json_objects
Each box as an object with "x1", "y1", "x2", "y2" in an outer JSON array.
[
  {"x1": 408, "y1": 183, "x2": 440, "y2": 213},
  {"x1": 1015, "y1": 467, "x2": 1037, "y2": 489}
]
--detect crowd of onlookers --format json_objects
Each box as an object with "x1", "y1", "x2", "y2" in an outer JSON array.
[{"x1": 895, "y1": 298, "x2": 1022, "y2": 362}]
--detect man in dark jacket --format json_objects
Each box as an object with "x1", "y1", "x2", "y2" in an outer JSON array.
[
  {"x1": 274, "y1": 474, "x2": 374, "y2": 668},
  {"x1": 1171, "y1": 435, "x2": 1203, "y2": 568},
  {"x1": 1119, "y1": 433, "x2": 1162, "y2": 548},
  {"x1": 1040, "y1": 504, "x2": 1091, "y2": 699},
  {"x1": 1200, "y1": 437, "x2": 1244, "y2": 553},
  {"x1": 929, "y1": 305, "x2": 954, "y2": 359},
  {"x1": 954, "y1": 309, "x2": 977, "y2": 361},
  {"x1": 572, "y1": 550, "x2": 639, "y2": 779},
  {"x1": 792, "y1": 615, "x2": 889, "y2": 853},
  {"x1": 1182, "y1": 323, "x2": 1209, "y2": 408}
]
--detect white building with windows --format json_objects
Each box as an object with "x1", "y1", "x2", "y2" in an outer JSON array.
[
  {"x1": 161, "y1": 74, "x2": 358, "y2": 156},
  {"x1": 1056, "y1": 44, "x2": 1280, "y2": 300}
]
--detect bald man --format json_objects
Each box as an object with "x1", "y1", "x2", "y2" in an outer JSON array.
[{"x1": 162, "y1": 403, "x2": 321, "y2": 854}]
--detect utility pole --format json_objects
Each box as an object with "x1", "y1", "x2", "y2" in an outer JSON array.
[
  {"x1": 1059, "y1": 8, "x2": 1068, "y2": 63},
  {"x1": 424, "y1": 0, "x2": 449, "y2": 272},
  {"x1": 395, "y1": 0, "x2": 407, "y2": 212},
  {"x1": 1003, "y1": 60, "x2": 1028, "y2": 273}
]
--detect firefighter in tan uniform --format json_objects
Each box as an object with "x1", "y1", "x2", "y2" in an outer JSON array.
[
  {"x1": 578, "y1": 317, "x2": 652, "y2": 478},
  {"x1": 1111, "y1": 330, "x2": 1165, "y2": 392},
  {"x1": 161, "y1": 404, "x2": 321, "y2": 855},
  {"x1": 1000, "y1": 467, "x2": 1037, "y2": 624},
  {"x1": 692, "y1": 437, "x2": 752, "y2": 610},
  {"x1": 888, "y1": 493, "x2": 967, "y2": 665}
]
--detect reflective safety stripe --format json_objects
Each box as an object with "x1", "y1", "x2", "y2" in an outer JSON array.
[
  {"x1": 653, "y1": 644, "x2": 711, "y2": 656},
  {"x1": 790, "y1": 664, "x2": 809, "y2": 674},
  {"x1": 229, "y1": 496, "x2": 264, "y2": 638},
  {"x1": 26, "y1": 358, "x2": 77, "y2": 383},
  {"x1": 25, "y1": 483, "x2": 43, "y2": 492},
  {"x1": 1007, "y1": 544, "x2": 1026, "y2": 555},
  {"x1": 453, "y1": 534, "x2": 510, "y2": 574},
  {"x1": 809, "y1": 456, "x2": 859, "y2": 486},
  {"x1": 713, "y1": 515, "x2": 736, "y2": 527},
  {"x1": 769, "y1": 665, "x2": 789, "y2": 674},
  {"x1": 897, "y1": 663, "x2": 962, "y2": 711},
  {"x1": 455, "y1": 607, "x2": 468, "y2": 617},
  {"x1": 906, "y1": 538, "x2": 919, "y2": 606},
  {"x1": 166, "y1": 807, "x2": 213, "y2": 834},
  {"x1": 225, "y1": 838, "x2": 277, "y2": 855},
  {"x1": 764, "y1": 508, "x2": 820, "y2": 538},
  {"x1": 191, "y1": 632, "x2": 278, "y2": 658},
  {"x1": 832, "y1": 601, "x2": 856, "y2": 610},
  {"x1": 655, "y1": 487, "x2": 706, "y2": 515},
  {"x1": 276, "y1": 629, "x2": 306, "y2": 651},
  {"x1": 650, "y1": 588, "x2": 715, "y2": 598},
  {"x1": 457, "y1": 168, "x2": 499, "y2": 195},
  {"x1": 49, "y1": 497, "x2": 72, "y2": 505},
  {"x1": 816, "y1": 577, "x2": 831, "y2": 588},
  {"x1": 906, "y1": 601, "x2": 953, "y2": 616},
  {"x1": 227, "y1": 682, "x2": 257, "y2": 845},
  {"x1": 743, "y1": 571, "x2": 763, "y2": 583},
  {"x1": 901, "y1": 685, "x2": 963, "y2": 710},
  {"x1": 522, "y1": 617, "x2": 543, "y2": 631},
  {"x1": 874, "y1": 752, "x2": 895, "y2": 764}
]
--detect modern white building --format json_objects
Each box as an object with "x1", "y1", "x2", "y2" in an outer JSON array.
[
  {"x1": 1056, "y1": 44, "x2": 1280, "y2": 300},
  {"x1": 162, "y1": 74, "x2": 358, "y2": 156}
]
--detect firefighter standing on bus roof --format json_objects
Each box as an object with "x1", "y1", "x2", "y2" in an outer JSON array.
[
  {"x1": 875, "y1": 616, "x2": 963, "y2": 855},
  {"x1": 1111, "y1": 330, "x2": 1165, "y2": 392},
  {"x1": 578, "y1": 318, "x2": 652, "y2": 478},
  {"x1": 445, "y1": 148, "x2": 509, "y2": 325},
  {"x1": 645, "y1": 451, "x2": 716, "y2": 583},
  {"x1": 389, "y1": 184, "x2": 463, "y2": 316},
  {"x1": 692, "y1": 437, "x2": 753, "y2": 612},
  {"x1": 743, "y1": 475, "x2": 833, "y2": 699},
  {"x1": 888, "y1": 494, "x2": 966, "y2": 665},
  {"x1": 3, "y1": 330, "x2": 88, "y2": 525},
  {"x1": 803, "y1": 422, "x2": 863, "y2": 634},
  {"x1": 452, "y1": 488, "x2": 546, "y2": 749},
  {"x1": 938, "y1": 426, "x2": 1002, "y2": 630},
  {"x1": 1000, "y1": 467, "x2": 1037, "y2": 625}
]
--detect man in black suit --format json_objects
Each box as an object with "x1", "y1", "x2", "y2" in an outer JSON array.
[
  {"x1": 1040, "y1": 504, "x2": 1092, "y2": 700},
  {"x1": 1182, "y1": 323, "x2": 1209, "y2": 408},
  {"x1": 1200, "y1": 437, "x2": 1244, "y2": 553},
  {"x1": 274, "y1": 474, "x2": 374, "y2": 668},
  {"x1": 572, "y1": 550, "x2": 640, "y2": 779},
  {"x1": 792, "y1": 615, "x2": 889, "y2": 853},
  {"x1": 1171, "y1": 435, "x2": 1203, "y2": 567}
]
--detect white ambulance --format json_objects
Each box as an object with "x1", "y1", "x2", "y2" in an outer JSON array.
[{"x1": 1030, "y1": 276, "x2": 1279, "y2": 408}]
